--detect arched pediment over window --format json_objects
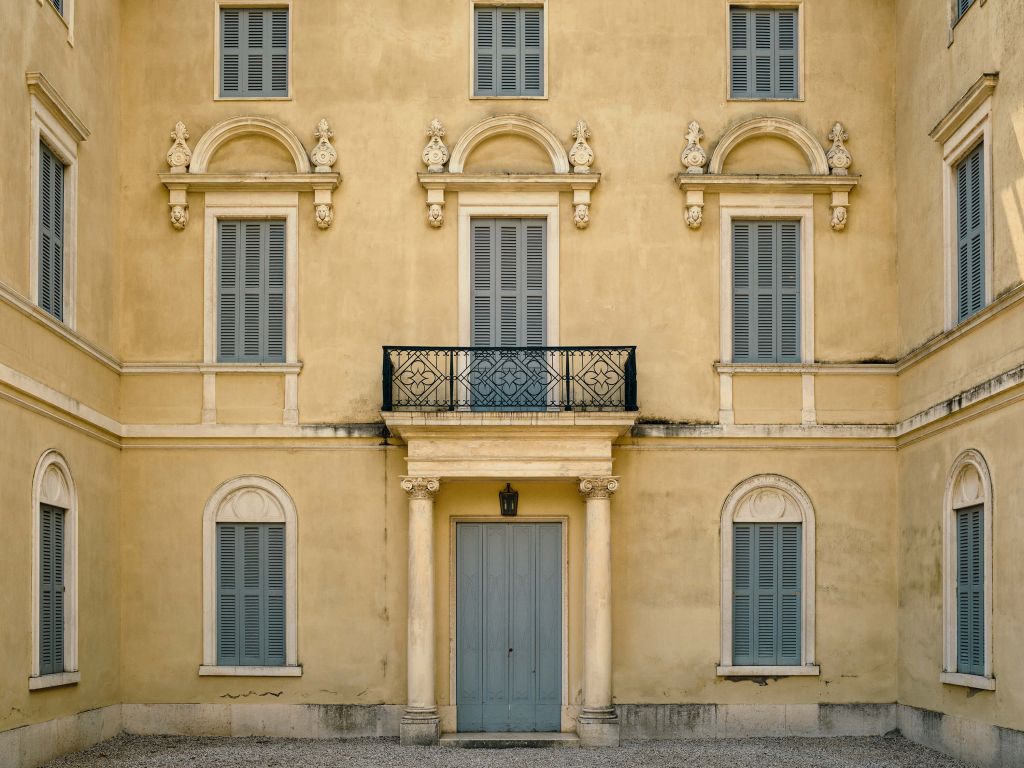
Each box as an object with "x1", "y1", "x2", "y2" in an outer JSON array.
[
  {"x1": 708, "y1": 116, "x2": 830, "y2": 175},
  {"x1": 448, "y1": 115, "x2": 571, "y2": 174},
  {"x1": 190, "y1": 116, "x2": 312, "y2": 174}
]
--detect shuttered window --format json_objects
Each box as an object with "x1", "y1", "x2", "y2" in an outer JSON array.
[
  {"x1": 220, "y1": 7, "x2": 289, "y2": 97},
  {"x1": 39, "y1": 504, "x2": 66, "y2": 676},
  {"x1": 955, "y1": 143, "x2": 985, "y2": 322},
  {"x1": 732, "y1": 220, "x2": 800, "y2": 363},
  {"x1": 955, "y1": 0, "x2": 975, "y2": 22},
  {"x1": 216, "y1": 523, "x2": 286, "y2": 667},
  {"x1": 474, "y1": 6, "x2": 544, "y2": 97},
  {"x1": 48, "y1": 0, "x2": 63, "y2": 15},
  {"x1": 956, "y1": 505, "x2": 984, "y2": 676},
  {"x1": 733, "y1": 522, "x2": 801, "y2": 666},
  {"x1": 470, "y1": 218, "x2": 546, "y2": 347},
  {"x1": 217, "y1": 220, "x2": 286, "y2": 362},
  {"x1": 729, "y1": 6, "x2": 798, "y2": 99},
  {"x1": 38, "y1": 141, "x2": 65, "y2": 322}
]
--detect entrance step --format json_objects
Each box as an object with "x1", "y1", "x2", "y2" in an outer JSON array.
[{"x1": 440, "y1": 732, "x2": 580, "y2": 749}]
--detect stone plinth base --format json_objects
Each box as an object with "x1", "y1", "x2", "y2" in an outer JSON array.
[
  {"x1": 578, "y1": 713, "x2": 620, "y2": 747},
  {"x1": 400, "y1": 715, "x2": 440, "y2": 746}
]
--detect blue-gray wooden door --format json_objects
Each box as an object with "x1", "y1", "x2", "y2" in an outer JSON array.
[{"x1": 456, "y1": 523, "x2": 561, "y2": 732}]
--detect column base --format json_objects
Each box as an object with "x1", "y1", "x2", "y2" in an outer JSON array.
[
  {"x1": 400, "y1": 710, "x2": 440, "y2": 746},
  {"x1": 577, "y1": 708, "x2": 620, "y2": 747}
]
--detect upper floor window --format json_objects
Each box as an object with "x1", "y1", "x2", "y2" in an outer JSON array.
[
  {"x1": 217, "y1": 220, "x2": 286, "y2": 363},
  {"x1": 47, "y1": 0, "x2": 63, "y2": 16},
  {"x1": 473, "y1": 6, "x2": 544, "y2": 97},
  {"x1": 38, "y1": 141, "x2": 65, "y2": 322},
  {"x1": 219, "y1": 7, "x2": 289, "y2": 98},
  {"x1": 729, "y1": 6, "x2": 798, "y2": 100},
  {"x1": 954, "y1": 0, "x2": 975, "y2": 23},
  {"x1": 955, "y1": 143, "x2": 985, "y2": 322},
  {"x1": 732, "y1": 220, "x2": 800, "y2": 363}
]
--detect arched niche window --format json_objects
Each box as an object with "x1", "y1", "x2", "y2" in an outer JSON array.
[
  {"x1": 941, "y1": 450, "x2": 994, "y2": 690},
  {"x1": 30, "y1": 450, "x2": 80, "y2": 689},
  {"x1": 200, "y1": 476, "x2": 301, "y2": 676},
  {"x1": 718, "y1": 474, "x2": 818, "y2": 676}
]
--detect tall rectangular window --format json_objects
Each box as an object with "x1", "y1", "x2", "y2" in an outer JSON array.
[
  {"x1": 38, "y1": 142, "x2": 65, "y2": 322},
  {"x1": 220, "y1": 7, "x2": 289, "y2": 97},
  {"x1": 474, "y1": 6, "x2": 544, "y2": 97},
  {"x1": 955, "y1": 142, "x2": 985, "y2": 322},
  {"x1": 216, "y1": 523, "x2": 286, "y2": 667},
  {"x1": 729, "y1": 6, "x2": 798, "y2": 99},
  {"x1": 217, "y1": 220, "x2": 286, "y2": 363},
  {"x1": 733, "y1": 522, "x2": 801, "y2": 667},
  {"x1": 732, "y1": 220, "x2": 800, "y2": 363},
  {"x1": 956, "y1": 505, "x2": 984, "y2": 676},
  {"x1": 39, "y1": 504, "x2": 66, "y2": 676}
]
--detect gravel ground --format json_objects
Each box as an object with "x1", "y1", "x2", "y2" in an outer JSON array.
[{"x1": 41, "y1": 733, "x2": 974, "y2": 768}]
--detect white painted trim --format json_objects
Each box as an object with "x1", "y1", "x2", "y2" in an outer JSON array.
[
  {"x1": 709, "y1": 117, "x2": 826, "y2": 175},
  {"x1": 939, "y1": 671, "x2": 995, "y2": 690},
  {"x1": 716, "y1": 362, "x2": 893, "y2": 375},
  {"x1": 467, "y1": 1, "x2": 549, "y2": 100},
  {"x1": 35, "y1": 0, "x2": 76, "y2": 47},
  {"x1": 202, "y1": 475, "x2": 299, "y2": 668},
  {"x1": 723, "y1": 1, "x2": 805, "y2": 103},
  {"x1": 28, "y1": 670, "x2": 81, "y2": 690},
  {"x1": 213, "y1": 2, "x2": 293, "y2": 102},
  {"x1": 717, "y1": 665, "x2": 819, "y2": 677},
  {"x1": 457, "y1": 194, "x2": 560, "y2": 347},
  {"x1": 202, "y1": 195, "x2": 300, "y2": 426},
  {"x1": 720, "y1": 474, "x2": 816, "y2": 669},
  {"x1": 198, "y1": 665, "x2": 302, "y2": 677},
  {"x1": 122, "y1": 362, "x2": 303, "y2": 375},
  {"x1": 449, "y1": 115, "x2": 568, "y2": 174},
  {"x1": 940, "y1": 95, "x2": 993, "y2": 331},
  {"x1": 30, "y1": 450, "x2": 78, "y2": 681},
  {"x1": 28, "y1": 81, "x2": 83, "y2": 330},
  {"x1": 941, "y1": 449, "x2": 994, "y2": 683},
  {"x1": 191, "y1": 116, "x2": 308, "y2": 174}
]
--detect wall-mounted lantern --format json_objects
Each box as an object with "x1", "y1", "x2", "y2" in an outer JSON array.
[{"x1": 499, "y1": 483, "x2": 519, "y2": 517}]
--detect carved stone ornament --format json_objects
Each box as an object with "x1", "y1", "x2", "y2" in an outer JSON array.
[
  {"x1": 574, "y1": 203, "x2": 590, "y2": 229},
  {"x1": 422, "y1": 119, "x2": 449, "y2": 173},
  {"x1": 401, "y1": 477, "x2": 441, "y2": 499},
  {"x1": 166, "y1": 121, "x2": 192, "y2": 172},
  {"x1": 826, "y1": 122, "x2": 852, "y2": 176},
  {"x1": 315, "y1": 203, "x2": 334, "y2": 229},
  {"x1": 568, "y1": 119, "x2": 594, "y2": 174},
  {"x1": 578, "y1": 476, "x2": 620, "y2": 500},
  {"x1": 681, "y1": 121, "x2": 707, "y2": 174},
  {"x1": 427, "y1": 202, "x2": 444, "y2": 228},
  {"x1": 685, "y1": 205, "x2": 703, "y2": 230},
  {"x1": 170, "y1": 204, "x2": 189, "y2": 230},
  {"x1": 830, "y1": 205, "x2": 848, "y2": 231},
  {"x1": 310, "y1": 119, "x2": 338, "y2": 173}
]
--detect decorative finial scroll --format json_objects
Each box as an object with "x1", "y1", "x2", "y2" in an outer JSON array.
[
  {"x1": 310, "y1": 119, "x2": 338, "y2": 173},
  {"x1": 166, "y1": 121, "x2": 192, "y2": 173},
  {"x1": 681, "y1": 121, "x2": 707, "y2": 174},
  {"x1": 422, "y1": 119, "x2": 449, "y2": 173},
  {"x1": 826, "y1": 122, "x2": 852, "y2": 176},
  {"x1": 569, "y1": 119, "x2": 594, "y2": 174}
]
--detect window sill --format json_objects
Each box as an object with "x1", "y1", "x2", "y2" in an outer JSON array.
[
  {"x1": 198, "y1": 665, "x2": 302, "y2": 677},
  {"x1": 726, "y1": 96, "x2": 805, "y2": 103},
  {"x1": 717, "y1": 665, "x2": 820, "y2": 677},
  {"x1": 469, "y1": 95, "x2": 548, "y2": 101},
  {"x1": 213, "y1": 96, "x2": 293, "y2": 102},
  {"x1": 29, "y1": 671, "x2": 80, "y2": 690},
  {"x1": 940, "y1": 672, "x2": 995, "y2": 690}
]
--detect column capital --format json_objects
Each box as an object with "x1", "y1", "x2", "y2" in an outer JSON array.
[
  {"x1": 578, "y1": 476, "x2": 620, "y2": 500},
  {"x1": 401, "y1": 476, "x2": 441, "y2": 499}
]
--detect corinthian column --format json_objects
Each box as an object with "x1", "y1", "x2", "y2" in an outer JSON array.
[
  {"x1": 577, "y1": 476, "x2": 620, "y2": 747},
  {"x1": 400, "y1": 476, "x2": 441, "y2": 746}
]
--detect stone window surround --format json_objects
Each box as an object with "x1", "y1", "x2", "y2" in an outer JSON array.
[
  {"x1": 27, "y1": 73, "x2": 88, "y2": 331},
  {"x1": 201, "y1": 193, "x2": 301, "y2": 426},
  {"x1": 940, "y1": 449, "x2": 995, "y2": 691},
  {"x1": 29, "y1": 449, "x2": 80, "y2": 691},
  {"x1": 724, "y1": 0, "x2": 805, "y2": 103},
  {"x1": 718, "y1": 195, "x2": 816, "y2": 425},
  {"x1": 36, "y1": 0, "x2": 75, "y2": 46},
  {"x1": 930, "y1": 75, "x2": 996, "y2": 332},
  {"x1": 213, "y1": 0, "x2": 293, "y2": 102},
  {"x1": 457, "y1": 193, "x2": 561, "y2": 346},
  {"x1": 468, "y1": 0, "x2": 548, "y2": 101},
  {"x1": 200, "y1": 475, "x2": 301, "y2": 677},
  {"x1": 718, "y1": 473, "x2": 818, "y2": 677}
]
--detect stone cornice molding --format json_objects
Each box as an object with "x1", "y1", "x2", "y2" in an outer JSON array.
[
  {"x1": 400, "y1": 477, "x2": 441, "y2": 499},
  {"x1": 25, "y1": 72, "x2": 90, "y2": 142},
  {"x1": 929, "y1": 72, "x2": 999, "y2": 144},
  {"x1": 578, "y1": 476, "x2": 619, "y2": 500}
]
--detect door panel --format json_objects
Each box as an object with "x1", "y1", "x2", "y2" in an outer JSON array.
[{"x1": 456, "y1": 523, "x2": 561, "y2": 732}]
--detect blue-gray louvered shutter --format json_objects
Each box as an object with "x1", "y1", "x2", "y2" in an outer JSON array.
[
  {"x1": 778, "y1": 523, "x2": 802, "y2": 665},
  {"x1": 221, "y1": 8, "x2": 288, "y2": 97},
  {"x1": 956, "y1": 0, "x2": 974, "y2": 21},
  {"x1": 956, "y1": 143, "x2": 985, "y2": 322},
  {"x1": 217, "y1": 522, "x2": 286, "y2": 667},
  {"x1": 777, "y1": 221, "x2": 800, "y2": 361},
  {"x1": 730, "y1": 7, "x2": 798, "y2": 99},
  {"x1": 522, "y1": 8, "x2": 544, "y2": 96},
  {"x1": 522, "y1": 220, "x2": 546, "y2": 346},
  {"x1": 471, "y1": 219, "x2": 546, "y2": 347},
  {"x1": 956, "y1": 505, "x2": 984, "y2": 676},
  {"x1": 732, "y1": 221, "x2": 800, "y2": 362},
  {"x1": 471, "y1": 220, "x2": 495, "y2": 346},
  {"x1": 39, "y1": 505, "x2": 65, "y2": 676},
  {"x1": 734, "y1": 522, "x2": 801, "y2": 666},
  {"x1": 218, "y1": 221, "x2": 286, "y2": 362},
  {"x1": 49, "y1": 0, "x2": 63, "y2": 15},
  {"x1": 729, "y1": 8, "x2": 750, "y2": 97},
  {"x1": 497, "y1": 8, "x2": 519, "y2": 95},
  {"x1": 732, "y1": 222, "x2": 753, "y2": 361},
  {"x1": 775, "y1": 10, "x2": 798, "y2": 98},
  {"x1": 753, "y1": 524, "x2": 778, "y2": 664},
  {"x1": 474, "y1": 8, "x2": 497, "y2": 96},
  {"x1": 732, "y1": 523, "x2": 754, "y2": 664},
  {"x1": 38, "y1": 142, "x2": 64, "y2": 321}
]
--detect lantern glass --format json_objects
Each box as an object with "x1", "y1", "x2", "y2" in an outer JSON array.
[{"x1": 499, "y1": 483, "x2": 519, "y2": 516}]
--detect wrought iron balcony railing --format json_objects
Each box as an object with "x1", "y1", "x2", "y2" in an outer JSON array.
[{"x1": 382, "y1": 346, "x2": 638, "y2": 412}]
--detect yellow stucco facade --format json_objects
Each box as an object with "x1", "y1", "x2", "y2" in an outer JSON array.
[{"x1": 1, "y1": 0, "x2": 1023, "y2": 765}]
